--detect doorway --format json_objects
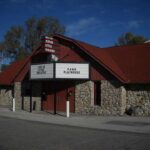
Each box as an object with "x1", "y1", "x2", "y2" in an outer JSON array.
[{"x1": 41, "y1": 80, "x2": 75, "y2": 113}]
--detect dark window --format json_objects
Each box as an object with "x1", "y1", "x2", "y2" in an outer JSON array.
[{"x1": 94, "y1": 81, "x2": 101, "y2": 106}]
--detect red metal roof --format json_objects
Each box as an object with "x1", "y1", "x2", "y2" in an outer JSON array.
[
  {"x1": 53, "y1": 34, "x2": 150, "y2": 83},
  {"x1": 105, "y1": 44, "x2": 150, "y2": 83},
  {"x1": 0, "y1": 34, "x2": 149, "y2": 85},
  {"x1": 0, "y1": 45, "x2": 42, "y2": 85},
  {"x1": 72, "y1": 40, "x2": 129, "y2": 82},
  {"x1": 0, "y1": 59, "x2": 27, "y2": 85},
  {"x1": 53, "y1": 34, "x2": 129, "y2": 82}
]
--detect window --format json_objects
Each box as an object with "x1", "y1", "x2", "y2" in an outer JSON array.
[{"x1": 94, "y1": 81, "x2": 101, "y2": 106}]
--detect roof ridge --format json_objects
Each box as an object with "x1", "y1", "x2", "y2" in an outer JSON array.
[
  {"x1": 104, "y1": 42, "x2": 150, "y2": 49},
  {"x1": 54, "y1": 34, "x2": 101, "y2": 48}
]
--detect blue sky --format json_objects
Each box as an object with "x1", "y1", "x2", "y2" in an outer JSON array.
[{"x1": 0, "y1": 0, "x2": 150, "y2": 47}]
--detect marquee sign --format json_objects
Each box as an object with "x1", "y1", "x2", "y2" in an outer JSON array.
[
  {"x1": 55, "y1": 63, "x2": 89, "y2": 79},
  {"x1": 30, "y1": 63, "x2": 89, "y2": 80},
  {"x1": 30, "y1": 63, "x2": 54, "y2": 79}
]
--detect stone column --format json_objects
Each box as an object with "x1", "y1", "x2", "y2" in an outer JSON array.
[
  {"x1": 120, "y1": 86, "x2": 126, "y2": 115},
  {"x1": 90, "y1": 81, "x2": 95, "y2": 106},
  {"x1": 75, "y1": 81, "x2": 94, "y2": 114},
  {"x1": 14, "y1": 82, "x2": 22, "y2": 110},
  {"x1": 101, "y1": 80, "x2": 122, "y2": 115}
]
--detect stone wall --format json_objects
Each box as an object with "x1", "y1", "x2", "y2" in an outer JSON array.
[
  {"x1": 100, "y1": 80, "x2": 124, "y2": 115},
  {"x1": 0, "y1": 81, "x2": 42, "y2": 111},
  {"x1": 75, "y1": 80, "x2": 150, "y2": 116},
  {"x1": 126, "y1": 84, "x2": 150, "y2": 116},
  {"x1": 75, "y1": 80, "x2": 125, "y2": 116},
  {"x1": 0, "y1": 86, "x2": 12, "y2": 108},
  {"x1": 2, "y1": 80, "x2": 149, "y2": 116}
]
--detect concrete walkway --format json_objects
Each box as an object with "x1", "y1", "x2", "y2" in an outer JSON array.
[{"x1": 0, "y1": 108, "x2": 150, "y2": 134}]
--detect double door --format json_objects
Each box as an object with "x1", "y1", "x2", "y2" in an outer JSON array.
[{"x1": 42, "y1": 81, "x2": 75, "y2": 112}]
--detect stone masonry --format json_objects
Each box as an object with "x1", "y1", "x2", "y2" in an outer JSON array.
[
  {"x1": 75, "y1": 80, "x2": 126, "y2": 116},
  {"x1": 100, "y1": 80, "x2": 125, "y2": 115},
  {"x1": 126, "y1": 85, "x2": 150, "y2": 116},
  {"x1": 75, "y1": 81, "x2": 94, "y2": 114},
  {"x1": 1, "y1": 79, "x2": 149, "y2": 116},
  {"x1": 0, "y1": 86, "x2": 12, "y2": 108},
  {"x1": 22, "y1": 81, "x2": 42, "y2": 112},
  {"x1": 75, "y1": 80, "x2": 150, "y2": 116},
  {"x1": 14, "y1": 82, "x2": 22, "y2": 110}
]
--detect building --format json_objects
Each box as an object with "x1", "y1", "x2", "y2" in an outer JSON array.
[{"x1": 0, "y1": 34, "x2": 150, "y2": 116}]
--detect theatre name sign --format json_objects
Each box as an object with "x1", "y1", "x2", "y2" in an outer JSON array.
[{"x1": 30, "y1": 63, "x2": 89, "y2": 79}]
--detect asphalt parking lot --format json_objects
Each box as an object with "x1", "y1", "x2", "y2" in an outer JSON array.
[{"x1": 0, "y1": 116, "x2": 150, "y2": 150}]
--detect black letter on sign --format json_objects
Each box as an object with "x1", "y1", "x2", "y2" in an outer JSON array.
[{"x1": 37, "y1": 65, "x2": 46, "y2": 74}]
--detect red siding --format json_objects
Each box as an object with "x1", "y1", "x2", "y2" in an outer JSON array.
[
  {"x1": 15, "y1": 62, "x2": 30, "y2": 82},
  {"x1": 58, "y1": 44, "x2": 106, "y2": 80}
]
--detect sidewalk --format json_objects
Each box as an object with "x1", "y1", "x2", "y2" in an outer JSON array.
[{"x1": 0, "y1": 108, "x2": 150, "y2": 134}]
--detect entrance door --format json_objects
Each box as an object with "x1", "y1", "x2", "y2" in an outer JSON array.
[
  {"x1": 41, "y1": 81, "x2": 75, "y2": 113},
  {"x1": 41, "y1": 83, "x2": 54, "y2": 111},
  {"x1": 56, "y1": 82, "x2": 75, "y2": 112}
]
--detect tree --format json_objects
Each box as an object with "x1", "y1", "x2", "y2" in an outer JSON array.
[
  {"x1": 116, "y1": 32, "x2": 147, "y2": 46},
  {"x1": 0, "y1": 16, "x2": 65, "y2": 61}
]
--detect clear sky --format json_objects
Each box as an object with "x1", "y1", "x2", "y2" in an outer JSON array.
[{"x1": 0, "y1": 0, "x2": 150, "y2": 47}]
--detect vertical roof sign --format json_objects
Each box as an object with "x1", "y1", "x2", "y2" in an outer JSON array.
[{"x1": 41, "y1": 36, "x2": 56, "y2": 53}]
